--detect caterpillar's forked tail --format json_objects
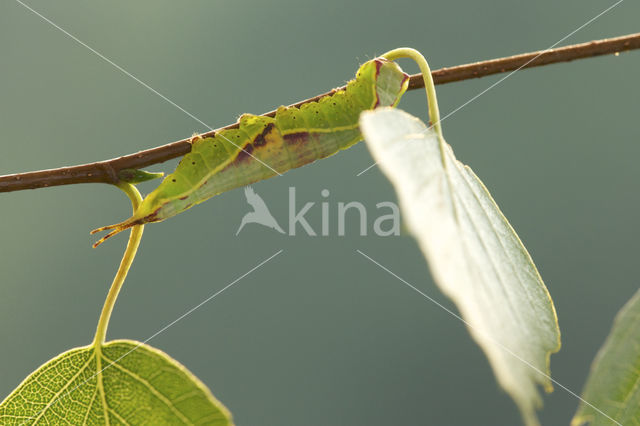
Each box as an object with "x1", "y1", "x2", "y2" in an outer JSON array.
[{"x1": 90, "y1": 220, "x2": 137, "y2": 248}]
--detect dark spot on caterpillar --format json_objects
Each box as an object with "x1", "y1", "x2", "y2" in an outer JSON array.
[
  {"x1": 374, "y1": 59, "x2": 383, "y2": 78},
  {"x1": 179, "y1": 196, "x2": 188, "y2": 200},
  {"x1": 400, "y1": 73, "x2": 410, "y2": 89},
  {"x1": 373, "y1": 62, "x2": 383, "y2": 108},
  {"x1": 234, "y1": 142, "x2": 255, "y2": 163},
  {"x1": 283, "y1": 132, "x2": 310, "y2": 146},
  {"x1": 100, "y1": 232, "x2": 114, "y2": 243},
  {"x1": 144, "y1": 207, "x2": 162, "y2": 223},
  {"x1": 192, "y1": 161, "x2": 196, "y2": 165},
  {"x1": 254, "y1": 123, "x2": 274, "y2": 147},
  {"x1": 172, "y1": 179, "x2": 176, "y2": 182}
]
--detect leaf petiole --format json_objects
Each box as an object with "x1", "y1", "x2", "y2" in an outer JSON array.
[
  {"x1": 381, "y1": 48, "x2": 443, "y2": 139},
  {"x1": 93, "y1": 182, "x2": 144, "y2": 348}
]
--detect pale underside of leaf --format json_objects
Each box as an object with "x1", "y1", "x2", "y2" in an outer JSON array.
[
  {"x1": 0, "y1": 340, "x2": 233, "y2": 425},
  {"x1": 572, "y1": 288, "x2": 640, "y2": 426},
  {"x1": 360, "y1": 108, "x2": 561, "y2": 426}
]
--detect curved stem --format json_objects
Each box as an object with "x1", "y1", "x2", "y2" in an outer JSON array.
[
  {"x1": 382, "y1": 48, "x2": 447, "y2": 166},
  {"x1": 382, "y1": 48, "x2": 443, "y2": 140},
  {"x1": 93, "y1": 183, "x2": 144, "y2": 347}
]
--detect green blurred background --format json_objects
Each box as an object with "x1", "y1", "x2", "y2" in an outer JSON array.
[{"x1": 1, "y1": 1, "x2": 638, "y2": 424}]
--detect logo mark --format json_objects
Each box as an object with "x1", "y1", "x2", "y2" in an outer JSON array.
[{"x1": 236, "y1": 186, "x2": 286, "y2": 235}]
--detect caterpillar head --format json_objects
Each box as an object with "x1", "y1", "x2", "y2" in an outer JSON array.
[{"x1": 372, "y1": 58, "x2": 410, "y2": 107}]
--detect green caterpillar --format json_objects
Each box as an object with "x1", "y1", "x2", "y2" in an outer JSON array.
[{"x1": 92, "y1": 58, "x2": 409, "y2": 246}]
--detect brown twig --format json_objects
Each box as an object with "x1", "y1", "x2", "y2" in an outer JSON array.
[{"x1": 2, "y1": 32, "x2": 639, "y2": 193}]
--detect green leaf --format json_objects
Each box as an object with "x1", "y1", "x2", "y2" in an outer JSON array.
[
  {"x1": 360, "y1": 108, "x2": 561, "y2": 426},
  {"x1": 0, "y1": 340, "x2": 233, "y2": 425},
  {"x1": 572, "y1": 288, "x2": 640, "y2": 426}
]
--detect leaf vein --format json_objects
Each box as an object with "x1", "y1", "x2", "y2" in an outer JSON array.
[{"x1": 100, "y1": 353, "x2": 193, "y2": 425}]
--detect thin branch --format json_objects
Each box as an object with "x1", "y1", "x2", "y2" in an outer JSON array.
[{"x1": 2, "y1": 32, "x2": 639, "y2": 193}]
